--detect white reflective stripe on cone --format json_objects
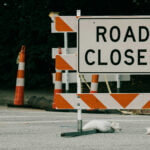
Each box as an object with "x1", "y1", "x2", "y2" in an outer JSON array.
[
  {"x1": 18, "y1": 62, "x2": 25, "y2": 70},
  {"x1": 91, "y1": 83, "x2": 98, "y2": 91},
  {"x1": 16, "y1": 78, "x2": 24, "y2": 86},
  {"x1": 55, "y1": 81, "x2": 62, "y2": 89},
  {"x1": 56, "y1": 69, "x2": 61, "y2": 73}
]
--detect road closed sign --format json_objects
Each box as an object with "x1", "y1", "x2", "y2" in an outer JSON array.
[{"x1": 78, "y1": 17, "x2": 150, "y2": 73}]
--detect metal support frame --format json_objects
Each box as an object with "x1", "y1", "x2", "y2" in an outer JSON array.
[
  {"x1": 60, "y1": 10, "x2": 99, "y2": 137},
  {"x1": 64, "y1": 32, "x2": 69, "y2": 92},
  {"x1": 116, "y1": 74, "x2": 121, "y2": 93}
]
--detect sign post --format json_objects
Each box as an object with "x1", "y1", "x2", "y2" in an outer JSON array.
[
  {"x1": 64, "y1": 32, "x2": 69, "y2": 92},
  {"x1": 76, "y1": 9, "x2": 82, "y2": 134},
  {"x1": 116, "y1": 74, "x2": 120, "y2": 93}
]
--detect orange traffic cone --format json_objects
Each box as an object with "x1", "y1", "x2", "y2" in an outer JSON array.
[
  {"x1": 53, "y1": 47, "x2": 62, "y2": 109},
  {"x1": 90, "y1": 74, "x2": 99, "y2": 93},
  {"x1": 13, "y1": 45, "x2": 25, "y2": 105}
]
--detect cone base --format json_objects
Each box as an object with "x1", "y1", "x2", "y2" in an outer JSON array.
[
  {"x1": 7, "y1": 104, "x2": 32, "y2": 108},
  {"x1": 14, "y1": 101, "x2": 24, "y2": 106},
  {"x1": 52, "y1": 103, "x2": 56, "y2": 109},
  {"x1": 14, "y1": 86, "x2": 24, "y2": 105}
]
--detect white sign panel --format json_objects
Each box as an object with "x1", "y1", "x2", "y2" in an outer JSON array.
[{"x1": 78, "y1": 17, "x2": 150, "y2": 73}]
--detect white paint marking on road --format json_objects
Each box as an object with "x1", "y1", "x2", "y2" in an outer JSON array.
[
  {"x1": 0, "y1": 116, "x2": 65, "y2": 118},
  {"x1": 0, "y1": 115, "x2": 76, "y2": 118},
  {"x1": 0, "y1": 110, "x2": 49, "y2": 113},
  {"x1": 0, "y1": 113, "x2": 150, "y2": 118},
  {"x1": 1, "y1": 119, "x2": 150, "y2": 125},
  {"x1": 0, "y1": 120, "x2": 77, "y2": 124},
  {"x1": 0, "y1": 116, "x2": 55, "y2": 118}
]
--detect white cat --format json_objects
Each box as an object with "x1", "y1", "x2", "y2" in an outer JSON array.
[
  {"x1": 145, "y1": 127, "x2": 150, "y2": 135},
  {"x1": 83, "y1": 120, "x2": 121, "y2": 133}
]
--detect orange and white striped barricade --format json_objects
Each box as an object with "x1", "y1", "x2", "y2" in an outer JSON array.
[
  {"x1": 53, "y1": 16, "x2": 77, "y2": 33},
  {"x1": 13, "y1": 45, "x2": 25, "y2": 106},
  {"x1": 51, "y1": 12, "x2": 150, "y2": 138},
  {"x1": 55, "y1": 54, "x2": 77, "y2": 71},
  {"x1": 52, "y1": 16, "x2": 150, "y2": 33},
  {"x1": 55, "y1": 93, "x2": 150, "y2": 110}
]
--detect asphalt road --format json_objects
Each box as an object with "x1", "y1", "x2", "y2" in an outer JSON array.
[{"x1": 0, "y1": 106, "x2": 150, "y2": 150}]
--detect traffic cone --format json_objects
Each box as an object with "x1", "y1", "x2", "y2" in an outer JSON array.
[
  {"x1": 58, "y1": 47, "x2": 62, "y2": 54},
  {"x1": 88, "y1": 74, "x2": 99, "y2": 111},
  {"x1": 13, "y1": 45, "x2": 25, "y2": 105},
  {"x1": 90, "y1": 74, "x2": 99, "y2": 93},
  {"x1": 53, "y1": 47, "x2": 62, "y2": 109}
]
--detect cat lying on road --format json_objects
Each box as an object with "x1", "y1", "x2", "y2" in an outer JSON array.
[{"x1": 83, "y1": 120, "x2": 121, "y2": 133}]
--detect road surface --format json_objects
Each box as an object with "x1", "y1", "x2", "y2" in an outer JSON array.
[{"x1": 0, "y1": 106, "x2": 150, "y2": 150}]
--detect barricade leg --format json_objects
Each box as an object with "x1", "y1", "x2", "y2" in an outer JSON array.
[{"x1": 77, "y1": 103, "x2": 82, "y2": 133}]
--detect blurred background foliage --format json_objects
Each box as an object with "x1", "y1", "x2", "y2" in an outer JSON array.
[{"x1": 1, "y1": 0, "x2": 150, "y2": 90}]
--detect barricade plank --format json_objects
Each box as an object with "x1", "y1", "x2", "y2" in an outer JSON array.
[{"x1": 55, "y1": 93, "x2": 150, "y2": 109}]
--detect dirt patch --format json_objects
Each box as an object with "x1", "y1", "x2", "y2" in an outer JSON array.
[{"x1": 27, "y1": 96, "x2": 53, "y2": 110}]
